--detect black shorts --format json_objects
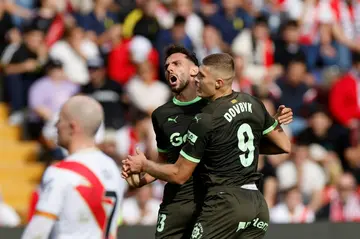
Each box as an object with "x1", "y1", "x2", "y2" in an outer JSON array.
[
  {"x1": 190, "y1": 186, "x2": 269, "y2": 239},
  {"x1": 155, "y1": 198, "x2": 200, "y2": 239}
]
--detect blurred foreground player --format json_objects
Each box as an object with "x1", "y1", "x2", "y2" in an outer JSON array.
[
  {"x1": 22, "y1": 96, "x2": 125, "y2": 239},
  {"x1": 124, "y1": 53, "x2": 292, "y2": 239}
]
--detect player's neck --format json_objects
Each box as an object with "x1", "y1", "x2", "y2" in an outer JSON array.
[
  {"x1": 210, "y1": 87, "x2": 233, "y2": 101},
  {"x1": 175, "y1": 85, "x2": 198, "y2": 102},
  {"x1": 68, "y1": 137, "x2": 97, "y2": 155}
]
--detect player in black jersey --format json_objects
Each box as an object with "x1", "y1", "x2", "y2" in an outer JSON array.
[
  {"x1": 123, "y1": 53, "x2": 292, "y2": 239},
  {"x1": 125, "y1": 45, "x2": 207, "y2": 239}
]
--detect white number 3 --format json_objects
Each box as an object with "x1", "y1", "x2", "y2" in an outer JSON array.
[
  {"x1": 237, "y1": 123, "x2": 255, "y2": 167},
  {"x1": 157, "y1": 213, "x2": 167, "y2": 232}
]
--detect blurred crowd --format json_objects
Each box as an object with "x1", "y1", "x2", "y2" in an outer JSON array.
[{"x1": 0, "y1": 0, "x2": 360, "y2": 227}]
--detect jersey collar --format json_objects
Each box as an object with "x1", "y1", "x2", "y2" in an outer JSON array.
[{"x1": 172, "y1": 96, "x2": 202, "y2": 106}]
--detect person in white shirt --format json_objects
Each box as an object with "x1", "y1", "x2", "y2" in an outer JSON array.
[
  {"x1": 122, "y1": 184, "x2": 161, "y2": 225},
  {"x1": 49, "y1": 27, "x2": 99, "y2": 85},
  {"x1": 126, "y1": 60, "x2": 170, "y2": 115},
  {"x1": 22, "y1": 96, "x2": 125, "y2": 239},
  {"x1": 271, "y1": 187, "x2": 315, "y2": 224}
]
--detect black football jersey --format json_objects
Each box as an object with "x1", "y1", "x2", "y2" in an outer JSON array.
[
  {"x1": 151, "y1": 96, "x2": 208, "y2": 203},
  {"x1": 181, "y1": 91, "x2": 278, "y2": 188}
]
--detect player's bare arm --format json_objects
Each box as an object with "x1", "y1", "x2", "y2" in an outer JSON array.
[
  {"x1": 123, "y1": 150, "x2": 196, "y2": 185},
  {"x1": 260, "y1": 124, "x2": 292, "y2": 154},
  {"x1": 259, "y1": 105, "x2": 293, "y2": 154}
]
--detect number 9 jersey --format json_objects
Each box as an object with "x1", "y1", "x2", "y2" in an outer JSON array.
[
  {"x1": 35, "y1": 149, "x2": 126, "y2": 239},
  {"x1": 180, "y1": 91, "x2": 278, "y2": 188}
]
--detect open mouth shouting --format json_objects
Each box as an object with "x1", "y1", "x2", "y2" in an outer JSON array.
[{"x1": 168, "y1": 75, "x2": 178, "y2": 87}]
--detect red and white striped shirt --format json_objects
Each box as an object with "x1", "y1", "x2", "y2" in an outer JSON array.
[
  {"x1": 330, "y1": 0, "x2": 360, "y2": 40},
  {"x1": 299, "y1": 0, "x2": 334, "y2": 45}
]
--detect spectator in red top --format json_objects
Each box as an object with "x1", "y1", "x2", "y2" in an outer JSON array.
[
  {"x1": 108, "y1": 33, "x2": 159, "y2": 85},
  {"x1": 329, "y1": 51, "x2": 360, "y2": 128}
]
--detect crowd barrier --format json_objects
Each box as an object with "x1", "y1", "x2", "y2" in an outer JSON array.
[{"x1": 1, "y1": 223, "x2": 360, "y2": 238}]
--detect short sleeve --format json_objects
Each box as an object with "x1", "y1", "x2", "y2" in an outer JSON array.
[
  {"x1": 261, "y1": 102, "x2": 278, "y2": 135},
  {"x1": 36, "y1": 166, "x2": 68, "y2": 216},
  {"x1": 151, "y1": 111, "x2": 169, "y2": 153},
  {"x1": 180, "y1": 113, "x2": 212, "y2": 163},
  {"x1": 9, "y1": 47, "x2": 25, "y2": 64}
]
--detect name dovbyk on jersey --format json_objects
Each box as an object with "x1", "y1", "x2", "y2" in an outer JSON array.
[{"x1": 224, "y1": 102, "x2": 253, "y2": 122}]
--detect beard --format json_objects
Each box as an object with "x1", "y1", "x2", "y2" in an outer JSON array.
[
  {"x1": 171, "y1": 79, "x2": 189, "y2": 94},
  {"x1": 170, "y1": 72, "x2": 190, "y2": 94}
]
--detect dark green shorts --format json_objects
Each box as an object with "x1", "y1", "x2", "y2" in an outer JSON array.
[
  {"x1": 190, "y1": 187, "x2": 269, "y2": 239},
  {"x1": 155, "y1": 198, "x2": 200, "y2": 239}
]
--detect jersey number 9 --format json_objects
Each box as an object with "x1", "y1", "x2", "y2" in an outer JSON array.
[{"x1": 237, "y1": 123, "x2": 255, "y2": 167}]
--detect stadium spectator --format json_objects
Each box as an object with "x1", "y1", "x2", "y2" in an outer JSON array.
[
  {"x1": 81, "y1": 57, "x2": 127, "y2": 131},
  {"x1": 297, "y1": 106, "x2": 351, "y2": 172},
  {"x1": 298, "y1": 0, "x2": 335, "y2": 71},
  {"x1": 196, "y1": 24, "x2": 223, "y2": 61},
  {"x1": 317, "y1": 173, "x2": 360, "y2": 222},
  {"x1": 172, "y1": 0, "x2": 204, "y2": 53},
  {"x1": 115, "y1": 108, "x2": 156, "y2": 162},
  {"x1": 208, "y1": 0, "x2": 253, "y2": 45},
  {"x1": 49, "y1": 26, "x2": 99, "y2": 85},
  {"x1": 126, "y1": 60, "x2": 170, "y2": 115},
  {"x1": 122, "y1": 0, "x2": 160, "y2": 44},
  {"x1": 329, "y1": 51, "x2": 360, "y2": 128},
  {"x1": 74, "y1": 0, "x2": 119, "y2": 42},
  {"x1": 0, "y1": 1, "x2": 18, "y2": 56},
  {"x1": 122, "y1": 184, "x2": 161, "y2": 225},
  {"x1": 260, "y1": 0, "x2": 302, "y2": 37},
  {"x1": 258, "y1": 155, "x2": 278, "y2": 209},
  {"x1": 4, "y1": 24, "x2": 47, "y2": 126},
  {"x1": 232, "y1": 15, "x2": 274, "y2": 85},
  {"x1": 274, "y1": 20, "x2": 306, "y2": 73},
  {"x1": 276, "y1": 145, "x2": 327, "y2": 211},
  {"x1": 271, "y1": 187, "x2": 315, "y2": 223},
  {"x1": 270, "y1": 58, "x2": 316, "y2": 135},
  {"x1": 156, "y1": 15, "x2": 193, "y2": 68},
  {"x1": 330, "y1": 0, "x2": 360, "y2": 70},
  {"x1": 231, "y1": 54, "x2": 257, "y2": 95},
  {"x1": 28, "y1": 58, "x2": 78, "y2": 140},
  {"x1": 26, "y1": 0, "x2": 59, "y2": 34},
  {"x1": 108, "y1": 35, "x2": 159, "y2": 85}
]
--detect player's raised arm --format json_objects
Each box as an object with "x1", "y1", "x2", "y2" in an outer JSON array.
[
  {"x1": 22, "y1": 167, "x2": 67, "y2": 239},
  {"x1": 260, "y1": 104, "x2": 292, "y2": 154}
]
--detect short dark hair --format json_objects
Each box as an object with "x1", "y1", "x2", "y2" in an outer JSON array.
[
  {"x1": 254, "y1": 15, "x2": 268, "y2": 27},
  {"x1": 165, "y1": 45, "x2": 199, "y2": 66},
  {"x1": 202, "y1": 53, "x2": 235, "y2": 78},
  {"x1": 174, "y1": 15, "x2": 186, "y2": 26},
  {"x1": 352, "y1": 51, "x2": 360, "y2": 64},
  {"x1": 128, "y1": 107, "x2": 149, "y2": 126}
]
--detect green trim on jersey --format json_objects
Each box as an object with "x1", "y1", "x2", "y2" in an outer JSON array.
[
  {"x1": 263, "y1": 120, "x2": 278, "y2": 135},
  {"x1": 180, "y1": 150, "x2": 200, "y2": 163},
  {"x1": 172, "y1": 96, "x2": 202, "y2": 106},
  {"x1": 157, "y1": 148, "x2": 168, "y2": 153}
]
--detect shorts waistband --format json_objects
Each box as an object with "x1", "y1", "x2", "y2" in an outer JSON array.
[{"x1": 240, "y1": 183, "x2": 258, "y2": 190}]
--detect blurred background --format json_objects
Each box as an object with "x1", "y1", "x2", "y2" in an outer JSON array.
[{"x1": 0, "y1": 0, "x2": 360, "y2": 231}]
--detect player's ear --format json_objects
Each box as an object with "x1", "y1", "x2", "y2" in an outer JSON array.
[
  {"x1": 69, "y1": 120, "x2": 77, "y2": 134},
  {"x1": 215, "y1": 79, "x2": 223, "y2": 89},
  {"x1": 190, "y1": 66, "x2": 199, "y2": 77}
]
